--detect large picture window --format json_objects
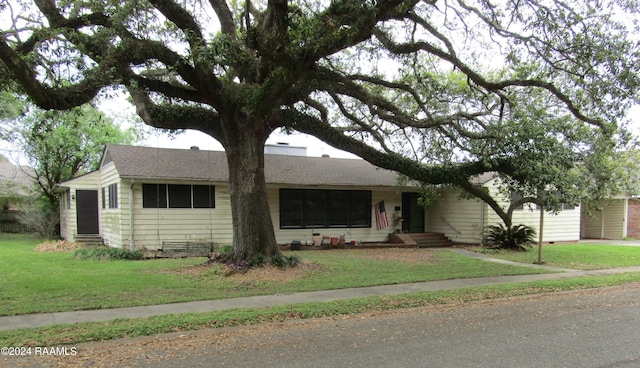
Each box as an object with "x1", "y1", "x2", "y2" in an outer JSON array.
[
  {"x1": 142, "y1": 184, "x2": 167, "y2": 208},
  {"x1": 143, "y1": 184, "x2": 215, "y2": 209},
  {"x1": 279, "y1": 189, "x2": 371, "y2": 229},
  {"x1": 168, "y1": 184, "x2": 191, "y2": 208},
  {"x1": 192, "y1": 185, "x2": 216, "y2": 208}
]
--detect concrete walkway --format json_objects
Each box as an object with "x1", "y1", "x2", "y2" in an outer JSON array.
[
  {"x1": 2, "y1": 248, "x2": 640, "y2": 332},
  {"x1": 579, "y1": 239, "x2": 640, "y2": 246}
]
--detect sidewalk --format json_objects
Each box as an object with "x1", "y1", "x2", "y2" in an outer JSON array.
[{"x1": 2, "y1": 249, "x2": 640, "y2": 332}]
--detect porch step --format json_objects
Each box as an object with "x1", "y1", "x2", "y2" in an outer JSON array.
[
  {"x1": 389, "y1": 233, "x2": 454, "y2": 248},
  {"x1": 75, "y1": 234, "x2": 104, "y2": 247}
]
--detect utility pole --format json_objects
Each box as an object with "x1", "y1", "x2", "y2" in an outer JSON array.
[{"x1": 534, "y1": 205, "x2": 545, "y2": 264}]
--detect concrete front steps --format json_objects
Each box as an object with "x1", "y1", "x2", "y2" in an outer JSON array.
[
  {"x1": 280, "y1": 232, "x2": 455, "y2": 251},
  {"x1": 388, "y1": 232, "x2": 454, "y2": 248},
  {"x1": 74, "y1": 234, "x2": 104, "y2": 247}
]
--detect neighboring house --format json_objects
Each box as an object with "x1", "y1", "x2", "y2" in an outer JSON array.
[
  {"x1": 56, "y1": 144, "x2": 582, "y2": 250},
  {"x1": 0, "y1": 154, "x2": 35, "y2": 232},
  {"x1": 0, "y1": 154, "x2": 34, "y2": 202},
  {"x1": 580, "y1": 149, "x2": 640, "y2": 240},
  {"x1": 580, "y1": 198, "x2": 640, "y2": 240}
]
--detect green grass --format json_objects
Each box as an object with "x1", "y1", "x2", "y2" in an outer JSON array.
[
  {"x1": 2, "y1": 234, "x2": 640, "y2": 346},
  {"x1": 0, "y1": 234, "x2": 553, "y2": 316},
  {"x1": 1, "y1": 272, "x2": 638, "y2": 347},
  {"x1": 470, "y1": 243, "x2": 640, "y2": 270}
]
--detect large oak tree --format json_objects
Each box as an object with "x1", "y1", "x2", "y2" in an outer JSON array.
[{"x1": 1, "y1": 0, "x2": 638, "y2": 261}]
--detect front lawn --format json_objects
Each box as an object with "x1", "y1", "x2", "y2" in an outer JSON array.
[
  {"x1": 470, "y1": 243, "x2": 640, "y2": 270},
  {"x1": 0, "y1": 234, "x2": 552, "y2": 316}
]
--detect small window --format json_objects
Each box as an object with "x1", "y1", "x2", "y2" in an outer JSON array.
[
  {"x1": 108, "y1": 183, "x2": 118, "y2": 209},
  {"x1": 101, "y1": 187, "x2": 106, "y2": 209},
  {"x1": 65, "y1": 189, "x2": 71, "y2": 209}
]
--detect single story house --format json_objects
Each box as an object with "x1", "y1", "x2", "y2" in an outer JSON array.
[{"x1": 56, "y1": 144, "x2": 581, "y2": 250}]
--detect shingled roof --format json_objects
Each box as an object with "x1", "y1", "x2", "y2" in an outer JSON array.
[{"x1": 103, "y1": 144, "x2": 406, "y2": 188}]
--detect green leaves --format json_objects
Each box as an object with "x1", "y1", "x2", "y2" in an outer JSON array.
[
  {"x1": 5, "y1": 101, "x2": 142, "y2": 211},
  {"x1": 0, "y1": 91, "x2": 25, "y2": 127}
]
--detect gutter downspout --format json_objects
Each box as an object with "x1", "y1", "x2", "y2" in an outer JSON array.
[
  {"x1": 600, "y1": 209, "x2": 605, "y2": 239},
  {"x1": 129, "y1": 179, "x2": 135, "y2": 251},
  {"x1": 480, "y1": 200, "x2": 485, "y2": 245},
  {"x1": 623, "y1": 198, "x2": 629, "y2": 239}
]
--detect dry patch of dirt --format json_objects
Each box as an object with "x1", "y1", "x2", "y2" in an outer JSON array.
[
  {"x1": 346, "y1": 248, "x2": 440, "y2": 264},
  {"x1": 166, "y1": 260, "x2": 323, "y2": 284},
  {"x1": 163, "y1": 248, "x2": 437, "y2": 282},
  {"x1": 34, "y1": 239, "x2": 83, "y2": 252},
  {"x1": 164, "y1": 262, "x2": 215, "y2": 276},
  {"x1": 226, "y1": 261, "x2": 322, "y2": 283}
]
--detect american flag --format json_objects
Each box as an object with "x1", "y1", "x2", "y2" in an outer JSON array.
[{"x1": 374, "y1": 201, "x2": 389, "y2": 230}]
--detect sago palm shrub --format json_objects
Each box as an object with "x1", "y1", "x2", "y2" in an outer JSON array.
[{"x1": 483, "y1": 224, "x2": 536, "y2": 251}]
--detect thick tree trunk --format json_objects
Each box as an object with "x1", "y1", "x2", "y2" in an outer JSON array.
[{"x1": 222, "y1": 123, "x2": 280, "y2": 263}]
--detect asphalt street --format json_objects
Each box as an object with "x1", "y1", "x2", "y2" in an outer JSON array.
[{"x1": 6, "y1": 284, "x2": 640, "y2": 368}]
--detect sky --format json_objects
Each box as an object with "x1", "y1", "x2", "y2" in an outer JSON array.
[
  {"x1": 0, "y1": 92, "x2": 358, "y2": 167},
  {"x1": 98, "y1": 94, "x2": 359, "y2": 160},
  {"x1": 2, "y1": 94, "x2": 638, "y2": 167},
  {"x1": 144, "y1": 128, "x2": 358, "y2": 159}
]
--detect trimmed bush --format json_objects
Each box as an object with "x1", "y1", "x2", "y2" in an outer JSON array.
[{"x1": 73, "y1": 247, "x2": 144, "y2": 260}]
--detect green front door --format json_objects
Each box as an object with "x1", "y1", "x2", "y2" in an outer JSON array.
[{"x1": 402, "y1": 192, "x2": 425, "y2": 233}]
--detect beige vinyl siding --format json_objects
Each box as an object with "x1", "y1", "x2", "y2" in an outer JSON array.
[
  {"x1": 425, "y1": 189, "x2": 484, "y2": 244},
  {"x1": 483, "y1": 179, "x2": 581, "y2": 243},
  {"x1": 580, "y1": 199, "x2": 626, "y2": 239},
  {"x1": 502, "y1": 206, "x2": 581, "y2": 242},
  {"x1": 131, "y1": 184, "x2": 403, "y2": 249},
  {"x1": 59, "y1": 190, "x2": 76, "y2": 242},
  {"x1": 270, "y1": 186, "x2": 404, "y2": 245},
  {"x1": 127, "y1": 182, "x2": 231, "y2": 250},
  {"x1": 59, "y1": 171, "x2": 101, "y2": 242},
  {"x1": 99, "y1": 162, "x2": 124, "y2": 248}
]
